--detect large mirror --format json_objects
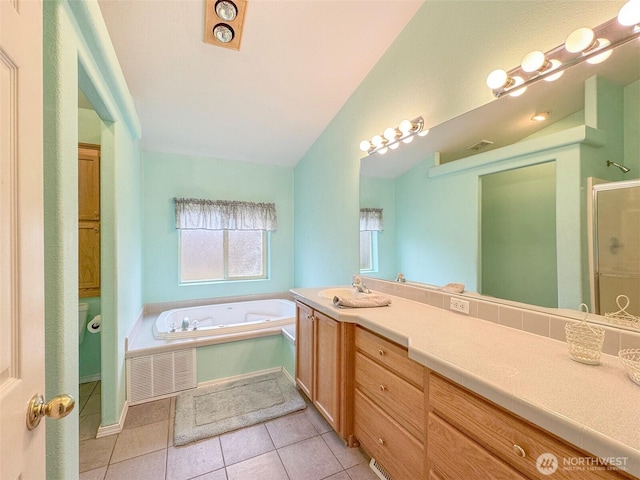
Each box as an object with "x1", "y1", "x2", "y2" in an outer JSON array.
[{"x1": 359, "y1": 35, "x2": 640, "y2": 330}]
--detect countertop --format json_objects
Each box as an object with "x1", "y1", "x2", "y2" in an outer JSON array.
[{"x1": 291, "y1": 286, "x2": 640, "y2": 478}]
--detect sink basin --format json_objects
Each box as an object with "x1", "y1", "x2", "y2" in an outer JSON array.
[{"x1": 317, "y1": 288, "x2": 371, "y2": 300}]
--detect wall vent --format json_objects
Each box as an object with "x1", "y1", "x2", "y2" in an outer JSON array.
[
  {"x1": 127, "y1": 349, "x2": 196, "y2": 403},
  {"x1": 369, "y1": 458, "x2": 392, "y2": 480},
  {"x1": 467, "y1": 139, "x2": 494, "y2": 151}
]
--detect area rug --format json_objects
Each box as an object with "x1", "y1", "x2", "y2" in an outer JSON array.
[{"x1": 174, "y1": 371, "x2": 306, "y2": 446}]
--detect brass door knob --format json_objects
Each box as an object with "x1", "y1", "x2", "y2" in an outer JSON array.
[{"x1": 26, "y1": 393, "x2": 75, "y2": 430}]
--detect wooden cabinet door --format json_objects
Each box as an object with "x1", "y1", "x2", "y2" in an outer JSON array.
[
  {"x1": 79, "y1": 221, "x2": 100, "y2": 297},
  {"x1": 295, "y1": 302, "x2": 314, "y2": 399},
  {"x1": 314, "y1": 310, "x2": 341, "y2": 431},
  {"x1": 78, "y1": 143, "x2": 100, "y2": 221}
]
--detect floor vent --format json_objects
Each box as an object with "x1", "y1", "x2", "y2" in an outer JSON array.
[
  {"x1": 369, "y1": 458, "x2": 392, "y2": 480},
  {"x1": 127, "y1": 349, "x2": 196, "y2": 403}
]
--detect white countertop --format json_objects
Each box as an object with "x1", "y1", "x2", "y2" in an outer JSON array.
[{"x1": 291, "y1": 286, "x2": 640, "y2": 478}]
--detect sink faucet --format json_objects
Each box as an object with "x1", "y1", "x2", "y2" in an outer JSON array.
[
  {"x1": 396, "y1": 273, "x2": 406, "y2": 283},
  {"x1": 352, "y1": 275, "x2": 370, "y2": 294}
]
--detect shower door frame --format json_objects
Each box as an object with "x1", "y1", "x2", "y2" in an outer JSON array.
[{"x1": 589, "y1": 177, "x2": 640, "y2": 316}]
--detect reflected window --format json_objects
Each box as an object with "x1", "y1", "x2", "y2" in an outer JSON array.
[{"x1": 360, "y1": 230, "x2": 378, "y2": 272}]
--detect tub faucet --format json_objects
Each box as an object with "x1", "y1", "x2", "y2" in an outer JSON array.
[
  {"x1": 352, "y1": 275, "x2": 370, "y2": 294},
  {"x1": 181, "y1": 316, "x2": 190, "y2": 331}
]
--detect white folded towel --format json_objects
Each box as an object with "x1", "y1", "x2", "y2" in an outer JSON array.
[
  {"x1": 333, "y1": 295, "x2": 392, "y2": 308},
  {"x1": 439, "y1": 283, "x2": 465, "y2": 294}
]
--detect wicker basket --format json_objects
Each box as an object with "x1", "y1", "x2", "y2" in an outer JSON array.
[
  {"x1": 565, "y1": 322, "x2": 605, "y2": 365},
  {"x1": 618, "y1": 349, "x2": 640, "y2": 386}
]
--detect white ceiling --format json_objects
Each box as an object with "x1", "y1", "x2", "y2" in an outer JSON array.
[
  {"x1": 98, "y1": 0, "x2": 423, "y2": 167},
  {"x1": 97, "y1": 0, "x2": 639, "y2": 178}
]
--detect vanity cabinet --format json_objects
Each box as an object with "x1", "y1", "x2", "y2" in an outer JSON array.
[
  {"x1": 353, "y1": 326, "x2": 426, "y2": 480},
  {"x1": 427, "y1": 372, "x2": 631, "y2": 480},
  {"x1": 295, "y1": 301, "x2": 343, "y2": 432}
]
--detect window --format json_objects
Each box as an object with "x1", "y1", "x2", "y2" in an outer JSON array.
[
  {"x1": 360, "y1": 208, "x2": 382, "y2": 273},
  {"x1": 180, "y1": 229, "x2": 267, "y2": 282},
  {"x1": 360, "y1": 230, "x2": 375, "y2": 272},
  {"x1": 174, "y1": 198, "x2": 276, "y2": 284}
]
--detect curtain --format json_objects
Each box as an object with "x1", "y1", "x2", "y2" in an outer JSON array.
[
  {"x1": 174, "y1": 198, "x2": 277, "y2": 231},
  {"x1": 360, "y1": 208, "x2": 383, "y2": 231}
]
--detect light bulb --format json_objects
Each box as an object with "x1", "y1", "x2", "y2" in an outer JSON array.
[
  {"x1": 521, "y1": 51, "x2": 548, "y2": 73},
  {"x1": 371, "y1": 135, "x2": 384, "y2": 148},
  {"x1": 377, "y1": 147, "x2": 389, "y2": 155},
  {"x1": 618, "y1": 0, "x2": 640, "y2": 26},
  {"x1": 543, "y1": 59, "x2": 563, "y2": 82},
  {"x1": 215, "y1": 0, "x2": 237, "y2": 21},
  {"x1": 389, "y1": 142, "x2": 400, "y2": 150},
  {"x1": 384, "y1": 127, "x2": 399, "y2": 141},
  {"x1": 417, "y1": 128, "x2": 429, "y2": 137},
  {"x1": 402, "y1": 135, "x2": 414, "y2": 144},
  {"x1": 486, "y1": 69, "x2": 512, "y2": 90},
  {"x1": 213, "y1": 24, "x2": 234, "y2": 43},
  {"x1": 587, "y1": 39, "x2": 612, "y2": 64},
  {"x1": 565, "y1": 27, "x2": 596, "y2": 53},
  {"x1": 508, "y1": 76, "x2": 527, "y2": 97},
  {"x1": 398, "y1": 119, "x2": 413, "y2": 134},
  {"x1": 359, "y1": 140, "x2": 372, "y2": 152}
]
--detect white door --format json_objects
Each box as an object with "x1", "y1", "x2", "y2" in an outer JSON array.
[{"x1": 0, "y1": 0, "x2": 46, "y2": 478}]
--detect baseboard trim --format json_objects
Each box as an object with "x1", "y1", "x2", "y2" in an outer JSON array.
[
  {"x1": 197, "y1": 366, "x2": 289, "y2": 389},
  {"x1": 96, "y1": 400, "x2": 128, "y2": 438},
  {"x1": 79, "y1": 373, "x2": 101, "y2": 384}
]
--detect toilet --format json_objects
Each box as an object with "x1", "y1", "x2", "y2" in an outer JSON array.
[{"x1": 79, "y1": 303, "x2": 89, "y2": 344}]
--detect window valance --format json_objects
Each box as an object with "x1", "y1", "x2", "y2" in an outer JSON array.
[
  {"x1": 360, "y1": 208, "x2": 383, "y2": 231},
  {"x1": 174, "y1": 198, "x2": 277, "y2": 231}
]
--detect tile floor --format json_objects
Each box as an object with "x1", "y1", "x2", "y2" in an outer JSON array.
[{"x1": 79, "y1": 381, "x2": 379, "y2": 480}]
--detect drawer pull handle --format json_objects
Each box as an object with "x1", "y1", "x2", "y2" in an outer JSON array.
[
  {"x1": 513, "y1": 444, "x2": 526, "y2": 458},
  {"x1": 378, "y1": 349, "x2": 385, "y2": 356},
  {"x1": 377, "y1": 438, "x2": 385, "y2": 446},
  {"x1": 379, "y1": 384, "x2": 386, "y2": 392},
  {"x1": 307, "y1": 314, "x2": 313, "y2": 320}
]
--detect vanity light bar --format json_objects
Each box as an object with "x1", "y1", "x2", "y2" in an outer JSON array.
[
  {"x1": 487, "y1": 13, "x2": 640, "y2": 98},
  {"x1": 359, "y1": 116, "x2": 429, "y2": 156}
]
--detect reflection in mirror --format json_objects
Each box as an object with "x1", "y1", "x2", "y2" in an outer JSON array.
[
  {"x1": 480, "y1": 162, "x2": 557, "y2": 308},
  {"x1": 359, "y1": 28, "x2": 640, "y2": 331},
  {"x1": 592, "y1": 179, "x2": 640, "y2": 328}
]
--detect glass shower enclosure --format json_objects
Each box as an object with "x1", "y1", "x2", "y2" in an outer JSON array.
[{"x1": 591, "y1": 179, "x2": 640, "y2": 324}]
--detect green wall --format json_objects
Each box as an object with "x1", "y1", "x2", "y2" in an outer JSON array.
[
  {"x1": 79, "y1": 297, "x2": 102, "y2": 381},
  {"x1": 196, "y1": 335, "x2": 294, "y2": 383},
  {"x1": 481, "y1": 162, "x2": 557, "y2": 307},
  {"x1": 44, "y1": 2, "x2": 142, "y2": 478},
  {"x1": 142, "y1": 151, "x2": 294, "y2": 303}
]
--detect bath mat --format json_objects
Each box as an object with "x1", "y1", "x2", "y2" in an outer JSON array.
[{"x1": 174, "y1": 371, "x2": 306, "y2": 446}]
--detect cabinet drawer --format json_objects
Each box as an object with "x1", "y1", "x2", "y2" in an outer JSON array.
[
  {"x1": 429, "y1": 373, "x2": 629, "y2": 480},
  {"x1": 354, "y1": 389, "x2": 423, "y2": 480},
  {"x1": 428, "y1": 412, "x2": 528, "y2": 480},
  {"x1": 355, "y1": 351, "x2": 424, "y2": 439},
  {"x1": 355, "y1": 327, "x2": 424, "y2": 388}
]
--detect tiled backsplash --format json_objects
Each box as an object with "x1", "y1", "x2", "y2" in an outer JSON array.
[{"x1": 361, "y1": 276, "x2": 640, "y2": 356}]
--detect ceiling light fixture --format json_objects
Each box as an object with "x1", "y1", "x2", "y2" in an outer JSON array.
[
  {"x1": 359, "y1": 116, "x2": 429, "y2": 156},
  {"x1": 486, "y1": 6, "x2": 640, "y2": 98},
  {"x1": 531, "y1": 111, "x2": 550, "y2": 122},
  {"x1": 205, "y1": 0, "x2": 247, "y2": 50}
]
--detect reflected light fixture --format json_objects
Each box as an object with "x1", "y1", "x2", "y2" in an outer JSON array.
[
  {"x1": 531, "y1": 111, "x2": 550, "y2": 122},
  {"x1": 205, "y1": 0, "x2": 247, "y2": 50},
  {"x1": 359, "y1": 116, "x2": 429, "y2": 156},
  {"x1": 486, "y1": 3, "x2": 640, "y2": 98}
]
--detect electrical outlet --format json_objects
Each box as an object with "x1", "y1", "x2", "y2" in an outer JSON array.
[{"x1": 449, "y1": 297, "x2": 469, "y2": 314}]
